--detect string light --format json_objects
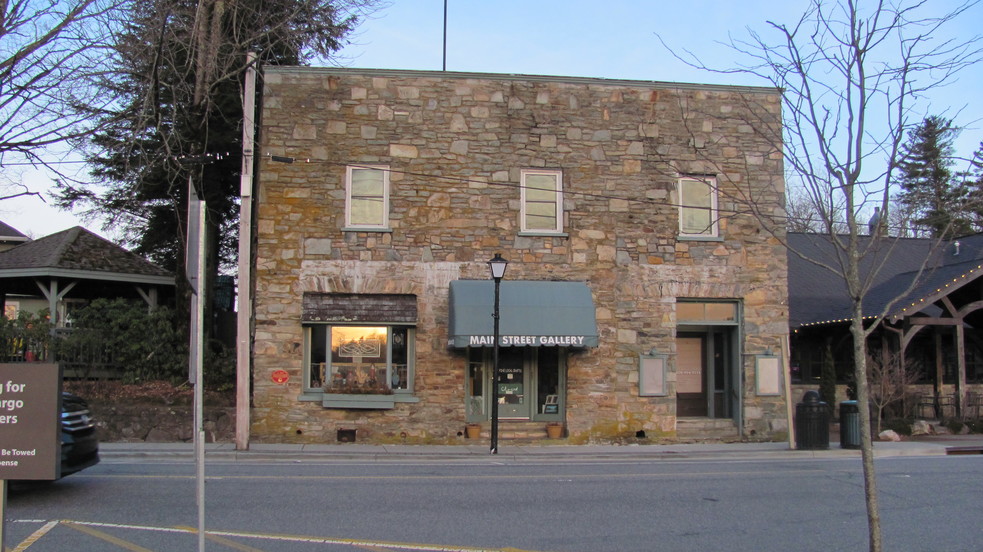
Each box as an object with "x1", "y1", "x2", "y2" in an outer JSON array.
[{"x1": 800, "y1": 265, "x2": 982, "y2": 328}]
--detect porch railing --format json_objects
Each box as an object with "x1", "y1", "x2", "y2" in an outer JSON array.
[{"x1": 0, "y1": 329, "x2": 122, "y2": 378}]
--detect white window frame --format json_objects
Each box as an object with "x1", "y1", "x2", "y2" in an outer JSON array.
[
  {"x1": 520, "y1": 169, "x2": 563, "y2": 234},
  {"x1": 345, "y1": 165, "x2": 390, "y2": 230},
  {"x1": 678, "y1": 176, "x2": 719, "y2": 238}
]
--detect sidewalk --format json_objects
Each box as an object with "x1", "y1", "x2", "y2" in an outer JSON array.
[{"x1": 99, "y1": 434, "x2": 983, "y2": 462}]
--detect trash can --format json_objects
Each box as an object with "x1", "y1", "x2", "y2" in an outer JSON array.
[
  {"x1": 840, "y1": 400, "x2": 861, "y2": 449},
  {"x1": 795, "y1": 390, "x2": 830, "y2": 450}
]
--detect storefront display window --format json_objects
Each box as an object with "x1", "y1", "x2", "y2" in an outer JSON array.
[{"x1": 305, "y1": 325, "x2": 413, "y2": 394}]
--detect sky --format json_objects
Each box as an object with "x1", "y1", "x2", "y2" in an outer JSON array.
[{"x1": 3, "y1": 0, "x2": 982, "y2": 240}]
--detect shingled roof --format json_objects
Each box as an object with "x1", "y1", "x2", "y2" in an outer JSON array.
[
  {"x1": 0, "y1": 226, "x2": 171, "y2": 283},
  {"x1": 788, "y1": 232, "x2": 983, "y2": 328},
  {"x1": 0, "y1": 221, "x2": 29, "y2": 246}
]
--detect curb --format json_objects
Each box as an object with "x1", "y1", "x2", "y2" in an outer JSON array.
[{"x1": 97, "y1": 439, "x2": 961, "y2": 462}]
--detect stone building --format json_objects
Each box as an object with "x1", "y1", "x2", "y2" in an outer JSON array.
[{"x1": 250, "y1": 67, "x2": 789, "y2": 444}]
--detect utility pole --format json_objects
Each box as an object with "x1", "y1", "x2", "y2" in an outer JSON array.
[{"x1": 236, "y1": 52, "x2": 257, "y2": 451}]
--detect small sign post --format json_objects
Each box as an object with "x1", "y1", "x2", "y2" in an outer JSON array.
[
  {"x1": 187, "y1": 177, "x2": 207, "y2": 552},
  {"x1": 0, "y1": 363, "x2": 63, "y2": 550}
]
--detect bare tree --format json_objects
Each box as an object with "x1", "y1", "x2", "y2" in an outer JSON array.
[
  {"x1": 866, "y1": 347, "x2": 920, "y2": 434},
  {"x1": 663, "y1": 2, "x2": 982, "y2": 550},
  {"x1": 0, "y1": 1, "x2": 123, "y2": 173},
  {"x1": 887, "y1": 194, "x2": 925, "y2": 237},
  {"x1": 786, "y1": 185, "x2": 825, "y2": 232}
]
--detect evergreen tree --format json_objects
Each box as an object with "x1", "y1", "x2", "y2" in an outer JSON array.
[
  {"x1": 965, "y1": 142, "x2": 983, "y2": 230},
  {"x1": 53, "y1": 0, "x2": 373, "y2": 335},
  {"x1": 57, "y1": 0, "x2": 368, "y2": 270},
  {"x1": 894, "y1": 116, "x2": 971, "y2": 239}
]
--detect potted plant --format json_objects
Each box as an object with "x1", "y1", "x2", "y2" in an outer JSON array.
[
  {"x1": 322, "y1": 368, "x2": 396, "y2": 409},
  {"x1": 546, "y1": 422, "x2": 564, "y2": 439},
  {"x1": 465, "y1": 423, "x2": 482, "y2": 439}
]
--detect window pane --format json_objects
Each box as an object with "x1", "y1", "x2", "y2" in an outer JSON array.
[
  {"x1": 351, "y1": 197, "x2": 385, "y2": 226},
  {"x1": 537, "y1": 348, "x2": 560, "y2": 415},
  {"x1": 525, "y1": 200, "x2": 557, "y2": 230},
  {"x1": 677, "y1": 302, "x2": 704, "y2": 321},
  {"x1": 391, "y1": 326, "x2": 409, "y2": 390},
  {"x1": 526, "y1": 201, "x2": 557, "y2": 217},
  {"x1": 681, "y1": 179, "x2": 713, "y2": 235},
  {"x1": 309, "y1": 326, "x2": 327, "y2": 388},
  {"x1": 706, "y1": 303, "x2": 736, "y2": 321},
  {"x1": 526, "y1": 174, "x2": 557, "y2": 192},
  {"x1": 349, "y1": 168, "x2": 386, "y2": 227},
  {"x1": 526, "y1": 214, "x2": 557, "y2": 230},
  {"x1": 468, "y1": 348, "x2": 485, "y2": 418},
  {"x1": 678, "y1": 302, "x2": 736, "y2": 322},
  {"x1": 523, "y1": 172, "x2": 560, "y2": 232},
  {"x1": 328, "y1": 326, "x2": 389, "y2": 393},
  {"x1": 682, "y1": 210, "x2": 711, "y2": 235},
  {"x1": 351, "y1": 169, "x2": 384, "y2": 195}
]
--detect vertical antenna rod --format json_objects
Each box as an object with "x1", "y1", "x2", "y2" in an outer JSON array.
[{"x1": 442, "y1": 0, "x2": 448, "y2": 71}]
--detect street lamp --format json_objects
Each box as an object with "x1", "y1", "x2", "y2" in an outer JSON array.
[{"x1": 488, "y1": 253, "x2": 508, "y2": 454}]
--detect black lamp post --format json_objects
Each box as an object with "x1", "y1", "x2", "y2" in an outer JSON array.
[{"x1": 488, "y1": 253, "x2": 508, "y2": 454}]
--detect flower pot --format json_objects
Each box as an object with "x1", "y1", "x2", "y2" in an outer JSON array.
[
  {"x1": 546, "y1": 423, "x2": 564, "y2": 439},
  {"x1": 466, "y1": 423, "x2": 482, "y2": 439}
]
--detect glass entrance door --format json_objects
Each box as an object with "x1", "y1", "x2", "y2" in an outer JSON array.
[
  {"x1": 677, "y1": 336, "x2": 708, "y2": 416},
  {"x1": 497, "y1": 348, "x2": 529, "y2": 419},
  {"x1": 467, "y1": 347, "x2": 565, "y2": 422}
]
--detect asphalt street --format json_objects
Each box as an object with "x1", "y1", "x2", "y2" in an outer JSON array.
[{"x1": 4, "y1": 435, "x2": 982, "y2": 552}]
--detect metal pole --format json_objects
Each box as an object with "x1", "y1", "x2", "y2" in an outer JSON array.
[
  {"x1": 187, "y1": 176, "x2": 206, "y2": 552},
  {"x1": 490, "y1": 275, "x2": 501, "y2": 454},
  {"x1": 442, "y1": 0, "x2": 448, "y2": 71},
  {"x1": 1, "y1": 479, "x2": 7, "y2": 550},
  {"x1": 192, "y1": 199, "x2": 206, "y2": 552}
]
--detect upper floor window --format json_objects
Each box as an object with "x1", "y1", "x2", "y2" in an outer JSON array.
[
  {"x1": 521, "y1": 169, "x2": 563, "y2": 234},
  {"x1": 678, "y1": 177, "x2": 718, "y2": 238},
  {"x1": 345, "y1": 165, "x2": 390, "y2": 230}
]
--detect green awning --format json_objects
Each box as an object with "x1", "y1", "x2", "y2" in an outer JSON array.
[{"x1": 448, "y1": 280, "x2": 599, "y2": 348}]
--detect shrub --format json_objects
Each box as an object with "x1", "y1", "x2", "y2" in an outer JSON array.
[
  {"x1": 54, "y1": 298, "x2": 187, "y2": 383},
  {"x1": 944, "y1": 419, "x2": 965, "y2": 434},
  {"x1": 881, "y1": 417, "x2": 913, "y2": 436},
  {"x1": 964, "y1": 420, "x2": 983, "y2": 434}
]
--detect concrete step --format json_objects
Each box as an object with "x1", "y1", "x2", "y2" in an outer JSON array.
[
  {"x1": 677, "y1": 417, "x2": 740, "y2": 441},
  {"x1": 464, "y1": 421, "x2": 554, "y2": 441}
]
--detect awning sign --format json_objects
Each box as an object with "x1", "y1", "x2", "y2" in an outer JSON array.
[
  {"x1": 448, "y1": 280, "x2": 599, "y2": 348},
  {"x1": 468, "y1": 335, "x2": 590, "y2": 347}
]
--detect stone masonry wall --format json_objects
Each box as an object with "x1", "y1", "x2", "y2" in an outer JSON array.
[{"x1": 252, "y1": 68, "x2": 788, "y2": 444}]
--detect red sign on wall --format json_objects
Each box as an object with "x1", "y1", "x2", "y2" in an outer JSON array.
[{"x1": 271, "y1": 370, "x2": 289, "y2": 384}]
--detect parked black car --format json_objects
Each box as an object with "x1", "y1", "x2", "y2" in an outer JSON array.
[{"x1": 59, "y1": 391, "x2": 99, "y2": 477}]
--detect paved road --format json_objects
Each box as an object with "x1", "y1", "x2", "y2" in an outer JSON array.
[{"x1": 4, "y1": 446, "x2": 983, "y2": 551}]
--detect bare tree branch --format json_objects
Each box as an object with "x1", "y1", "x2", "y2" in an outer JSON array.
[
  {"x1": 0, "y1": 0, "x2": 124, "y2": 172},
  {"x1": 660, "y1": 2, "x2": 983, "y2": 551}
]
